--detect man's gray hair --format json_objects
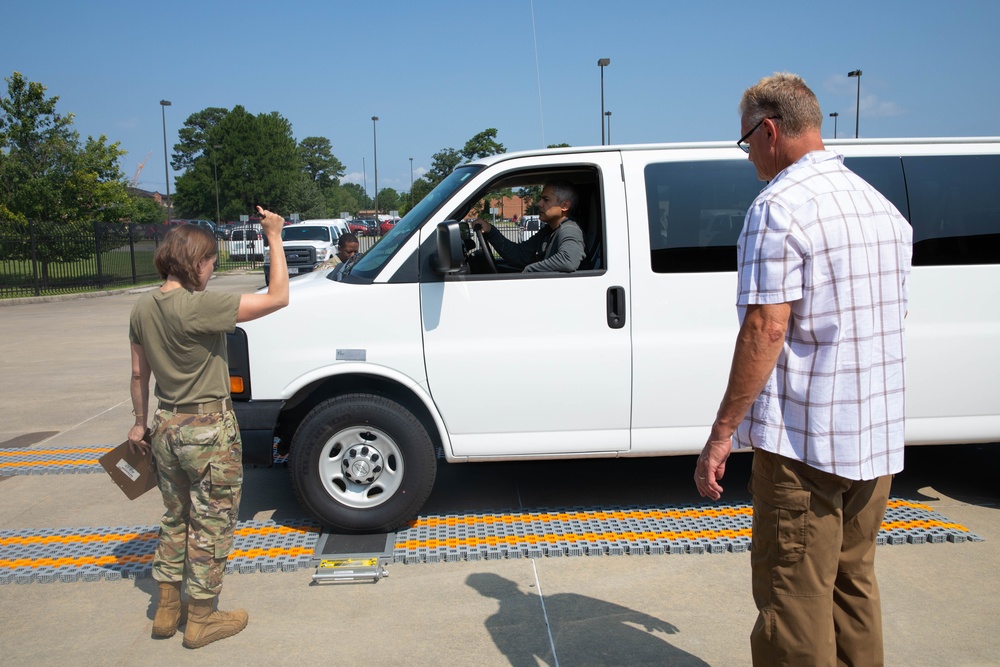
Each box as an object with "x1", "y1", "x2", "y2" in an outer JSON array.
[
  {"x1": 545, "y1": 180, "x2": 578, "y2": 213},
  {"x1": 739, "y1": 72, "x2": 823, "y2": 137}
]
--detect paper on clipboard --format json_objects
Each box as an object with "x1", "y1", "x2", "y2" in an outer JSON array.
[{"x1": 99, "y1": 436, "x2": 158, "y2": 500}]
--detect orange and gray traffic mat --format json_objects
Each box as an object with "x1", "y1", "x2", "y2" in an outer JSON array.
[
  {"x1": 0, "y1": 499, "x2": 984, "y2": 585},
  {"x1": 0, "y1": 446, "x2": 986, "y2": 584}
]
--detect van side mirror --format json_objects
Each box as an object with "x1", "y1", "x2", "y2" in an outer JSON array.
[{"x1": 433, "y1": 221, "x2": 471, "y2": 273}]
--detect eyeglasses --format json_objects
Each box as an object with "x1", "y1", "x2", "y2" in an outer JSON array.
[{"x1": 737, "y1": 116, "x2": 781, "y2": 154}]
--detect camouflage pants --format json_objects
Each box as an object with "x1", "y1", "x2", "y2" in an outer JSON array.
[{"x1": 150, "y1": 408, "x2": 243, "y2": 600}]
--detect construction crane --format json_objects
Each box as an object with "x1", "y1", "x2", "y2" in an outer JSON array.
[{"x1": 131, "y1": 151, "x2": 153, "y2": 187}]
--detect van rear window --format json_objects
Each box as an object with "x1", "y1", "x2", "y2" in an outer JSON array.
[{"x1": 645, "y1": 153, "x2": 1000, "y2": 272}]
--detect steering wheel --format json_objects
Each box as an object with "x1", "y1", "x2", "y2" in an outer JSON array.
[{"x1": 475, "y1": 227, "x2": 498, "y2": 274}]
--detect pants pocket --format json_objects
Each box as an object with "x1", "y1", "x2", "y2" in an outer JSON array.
[
  {"x1": 750, "y1": 472, "x2": 811, "y2": 564},
  {"x1": 207, "y1": 460, "x2": 242, "y2": 559}
]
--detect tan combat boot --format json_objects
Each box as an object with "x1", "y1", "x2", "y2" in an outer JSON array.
[
  {"x1": 181, "y1": 598, "x2": 248, "y2": 649},
  {"x1": 151, "y1": 581, "x2": 184, "y2": 638}
]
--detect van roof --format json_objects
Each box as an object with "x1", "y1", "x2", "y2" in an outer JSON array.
[{"x1": 468, "y1": 136, "x2": 1000, "y2": 168}]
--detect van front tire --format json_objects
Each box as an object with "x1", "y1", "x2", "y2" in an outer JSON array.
[{"x1": 289, "y1": 394, "x2": 437, "y2": 533}]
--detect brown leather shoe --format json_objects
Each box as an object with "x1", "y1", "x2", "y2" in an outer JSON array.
[
  {"x1": 151, "y1": 581, "x2": 184, "y2": 638},
  {"x1": 181, "y1": 598, "x2": 248, "y2": 649}
]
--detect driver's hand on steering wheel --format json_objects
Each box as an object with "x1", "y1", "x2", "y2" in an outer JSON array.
[{"x1": 472, "y1": 218, "x2": 492, "y2": 234}]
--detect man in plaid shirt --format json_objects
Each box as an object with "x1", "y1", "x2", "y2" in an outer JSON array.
[{"x1": 695, "y1": 73, "x2": 912, "y2": 666}]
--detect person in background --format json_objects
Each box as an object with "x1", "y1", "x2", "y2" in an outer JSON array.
[
  {"x1": 694, "y1": 73, "x2": 911, "y2": 666},
  {"x1": 474, "y1": 181, "x2": 585, "y2": 272},
  {"x1": 319, "y1": 232, "x2": 360, "y2": 272},
  {"x1": 127, "y1": 206, "x2": 289, "y2": 649}
]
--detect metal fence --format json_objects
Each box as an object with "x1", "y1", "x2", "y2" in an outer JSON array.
[{"x1": 0, "y1": 221, "x2": 385, "y2": 299}]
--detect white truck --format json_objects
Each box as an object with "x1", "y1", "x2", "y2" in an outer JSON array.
[
  {"x1": 227, "y1": 139, "x2": 1000, "y2": 533},
  {"x1": 262, "y1": 219, "x2": 349, "y2": 285}
]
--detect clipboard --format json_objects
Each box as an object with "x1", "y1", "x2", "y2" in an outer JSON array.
[{"x1": 99, "y1": 435, "x2": 158, "y2": 500}]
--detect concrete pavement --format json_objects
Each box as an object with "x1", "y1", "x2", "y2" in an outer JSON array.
[{"x1": 1, "y1": 273, "x2": 998, "y2": 666}]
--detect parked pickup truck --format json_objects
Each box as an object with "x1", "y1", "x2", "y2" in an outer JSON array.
[
  {"x1": 228, "y1": 138, "x2": 1000, "y2": 534},
  {"x1": 262, "y1": 219, "x2": 349, "y2": 285}
]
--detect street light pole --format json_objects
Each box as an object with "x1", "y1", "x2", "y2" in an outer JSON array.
[
  {"x1": 371, "y1": 116, "x2": 379, "y2": 222},
  {"x1": 159, "y1": 100, "x2": 172, "y2": 214},
  {"x1": 829, "y1": 112, "x2": 839, "y2": 139},
  {"x1": 212, "y1": 144, "x2": 222, "y2": 225},
  {"x1": 598, "y1": 58, "x2": 610, "y2": 145},
  {"x1": 409, "y1": 157, "x2": 413, "y2": 209},
  {"x1": 605, "y1": 111, "x2": 612, "y2": 145},
  {"x1": 848, "y1": 70, "x2": 862, "y2": 138}
]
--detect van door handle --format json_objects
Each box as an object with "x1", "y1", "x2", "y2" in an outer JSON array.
[{"x1": 607, "y1": 286, "x2": 626, "y2": 329}]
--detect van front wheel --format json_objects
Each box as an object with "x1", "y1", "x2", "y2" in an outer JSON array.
[{"x1": 289, "y1": 394, "x2": 437, "y2": 533}]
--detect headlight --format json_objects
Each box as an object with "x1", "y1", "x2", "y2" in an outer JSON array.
[{"x1": 317, "y1": 249, "x2": 330, "y2": 261}]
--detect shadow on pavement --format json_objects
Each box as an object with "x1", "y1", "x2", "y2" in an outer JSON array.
[{"x1": 467, "y1": 572, "x2": 709, "y2": 666}]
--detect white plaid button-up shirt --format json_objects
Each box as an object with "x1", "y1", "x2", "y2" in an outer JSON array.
[{"x1": 735, "y1": 151, "x2": 912, "y2": 480}]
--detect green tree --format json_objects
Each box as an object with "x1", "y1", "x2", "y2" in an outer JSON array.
[
  {"x1": 127, "y1": 195, "x2": 167, "y2": 225},
  {"x1": 0, "y1": 71, "x2": 131, "y2": 284},
  {"x1": 376, "y1": 187, "x2": 401, "y2": 214},
  {"x1": 298, "y1": 136, "x2": 345, "y2": 191},
  {"x1": 461, "y1": 128, "x2": 505, "y2": 161},
  {"x1": 171, "y1": 107, "x2": 228, "y2": 172},
  {"x1": 338, "y1": 183, "x2": 371, "y2": 213},
  {"x1": 173, "y1": 106, "x2": 302, "y2": 221},
  {"x1": 425, "y1": 147, "x2": 462, "y2": 188}
]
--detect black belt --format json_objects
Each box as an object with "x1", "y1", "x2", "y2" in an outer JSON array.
[{"x1": 158, "y1": 397, "x2": 232, "y2": 415}]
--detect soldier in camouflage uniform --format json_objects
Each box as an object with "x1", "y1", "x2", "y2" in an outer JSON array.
[{"x1": 127, "y1": 208, "x2": 289, "y2": 649}]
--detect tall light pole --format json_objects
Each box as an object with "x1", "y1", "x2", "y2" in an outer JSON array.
[
  {"x1": 848, "y1": 70, "x2": 862, "y2": 138},
  {"x1": 605, "y1": 111, "x2": 612, "y2": 145},
  {"x1": 598, "y1": 58, "x2": 610, "y2": 145},
  {"x1": 159, "y1": 100, "x2": 172, "y2": 214},
  {"x1": 212, "y1": 144, "x2": 222, "y2": 225},
  {"x1": 371, "y1": 116, "x2": 379, "y2": 221},
  {"x1": 409, "y1": 157, "x2": 414, "y2": 208},
  {"x1": 829, "y1": 112, "x2": 839, "y2": 139}
]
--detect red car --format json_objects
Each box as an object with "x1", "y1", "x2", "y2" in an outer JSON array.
[
  {"x1": 378, "y1": 219, "x2": 396, "y2": 235},
  {"x1": 348, "y1": 220, "x2": 372, "y2": 235}
]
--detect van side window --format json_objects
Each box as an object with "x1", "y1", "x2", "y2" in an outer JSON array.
[
  {"x1": 645, "y1": 161, "x2": 760, "y2": 273},
  {"x1": 843, "y1": 156, "x2": 910, "y2": 220},
  {"x1": 902, "y1": 155, "x2": 1000, "y2": 266},
  {"x1": 455, "y1": 169, "x2": 604, "y2": 276}
]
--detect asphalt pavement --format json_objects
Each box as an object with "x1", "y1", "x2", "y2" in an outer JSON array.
[{"x1": 1, "y1": 272, "x2": 998, "y2": 666}]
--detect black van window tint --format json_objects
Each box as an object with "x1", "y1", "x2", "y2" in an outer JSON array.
[
  {"x1": 903, "y1": 155, "x2": 1000, "y2": 266},
  {"x1": 843, "y1": 156, "x2": 910, "y2": 220},
  {"x1": 645, "y1": 161, "x2": 761, "y2": 273}
]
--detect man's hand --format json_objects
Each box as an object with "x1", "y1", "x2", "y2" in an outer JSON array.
[
  {"x1": 472, "y1": 218, "x2": 492, "y2": 234},
  {"x1": 695, "y1": 434, "x2": 733, "y2": 501}
]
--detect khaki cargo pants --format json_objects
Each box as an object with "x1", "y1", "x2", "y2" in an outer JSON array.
[
  {"x1": 749, "y1": 448, "x2": 892, "y2": 667},
  {"x1": 150, "y1": 409, "x2": 243, "y2": 600}
]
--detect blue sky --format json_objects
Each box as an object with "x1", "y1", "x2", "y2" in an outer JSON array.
[{"x1": 3, "y1": 0, "x2": 998, "y2": 202}]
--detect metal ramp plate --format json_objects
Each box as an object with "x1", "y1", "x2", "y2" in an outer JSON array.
[{"x1": 311, "y1": 532, "x2": 394, "y2": 584}]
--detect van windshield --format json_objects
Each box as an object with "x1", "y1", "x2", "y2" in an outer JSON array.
[{"x1": 347, "y1": 165, "x2": 482, "y2": 280}]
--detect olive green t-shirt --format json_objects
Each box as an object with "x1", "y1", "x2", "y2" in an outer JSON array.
[{"x1": 129, "y1": 288, "x2": 241, "y2": 405}]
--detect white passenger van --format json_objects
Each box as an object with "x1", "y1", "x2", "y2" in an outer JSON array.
[{"x1": 227, "y1": 138, "x2": 1000, "y2": 533}]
